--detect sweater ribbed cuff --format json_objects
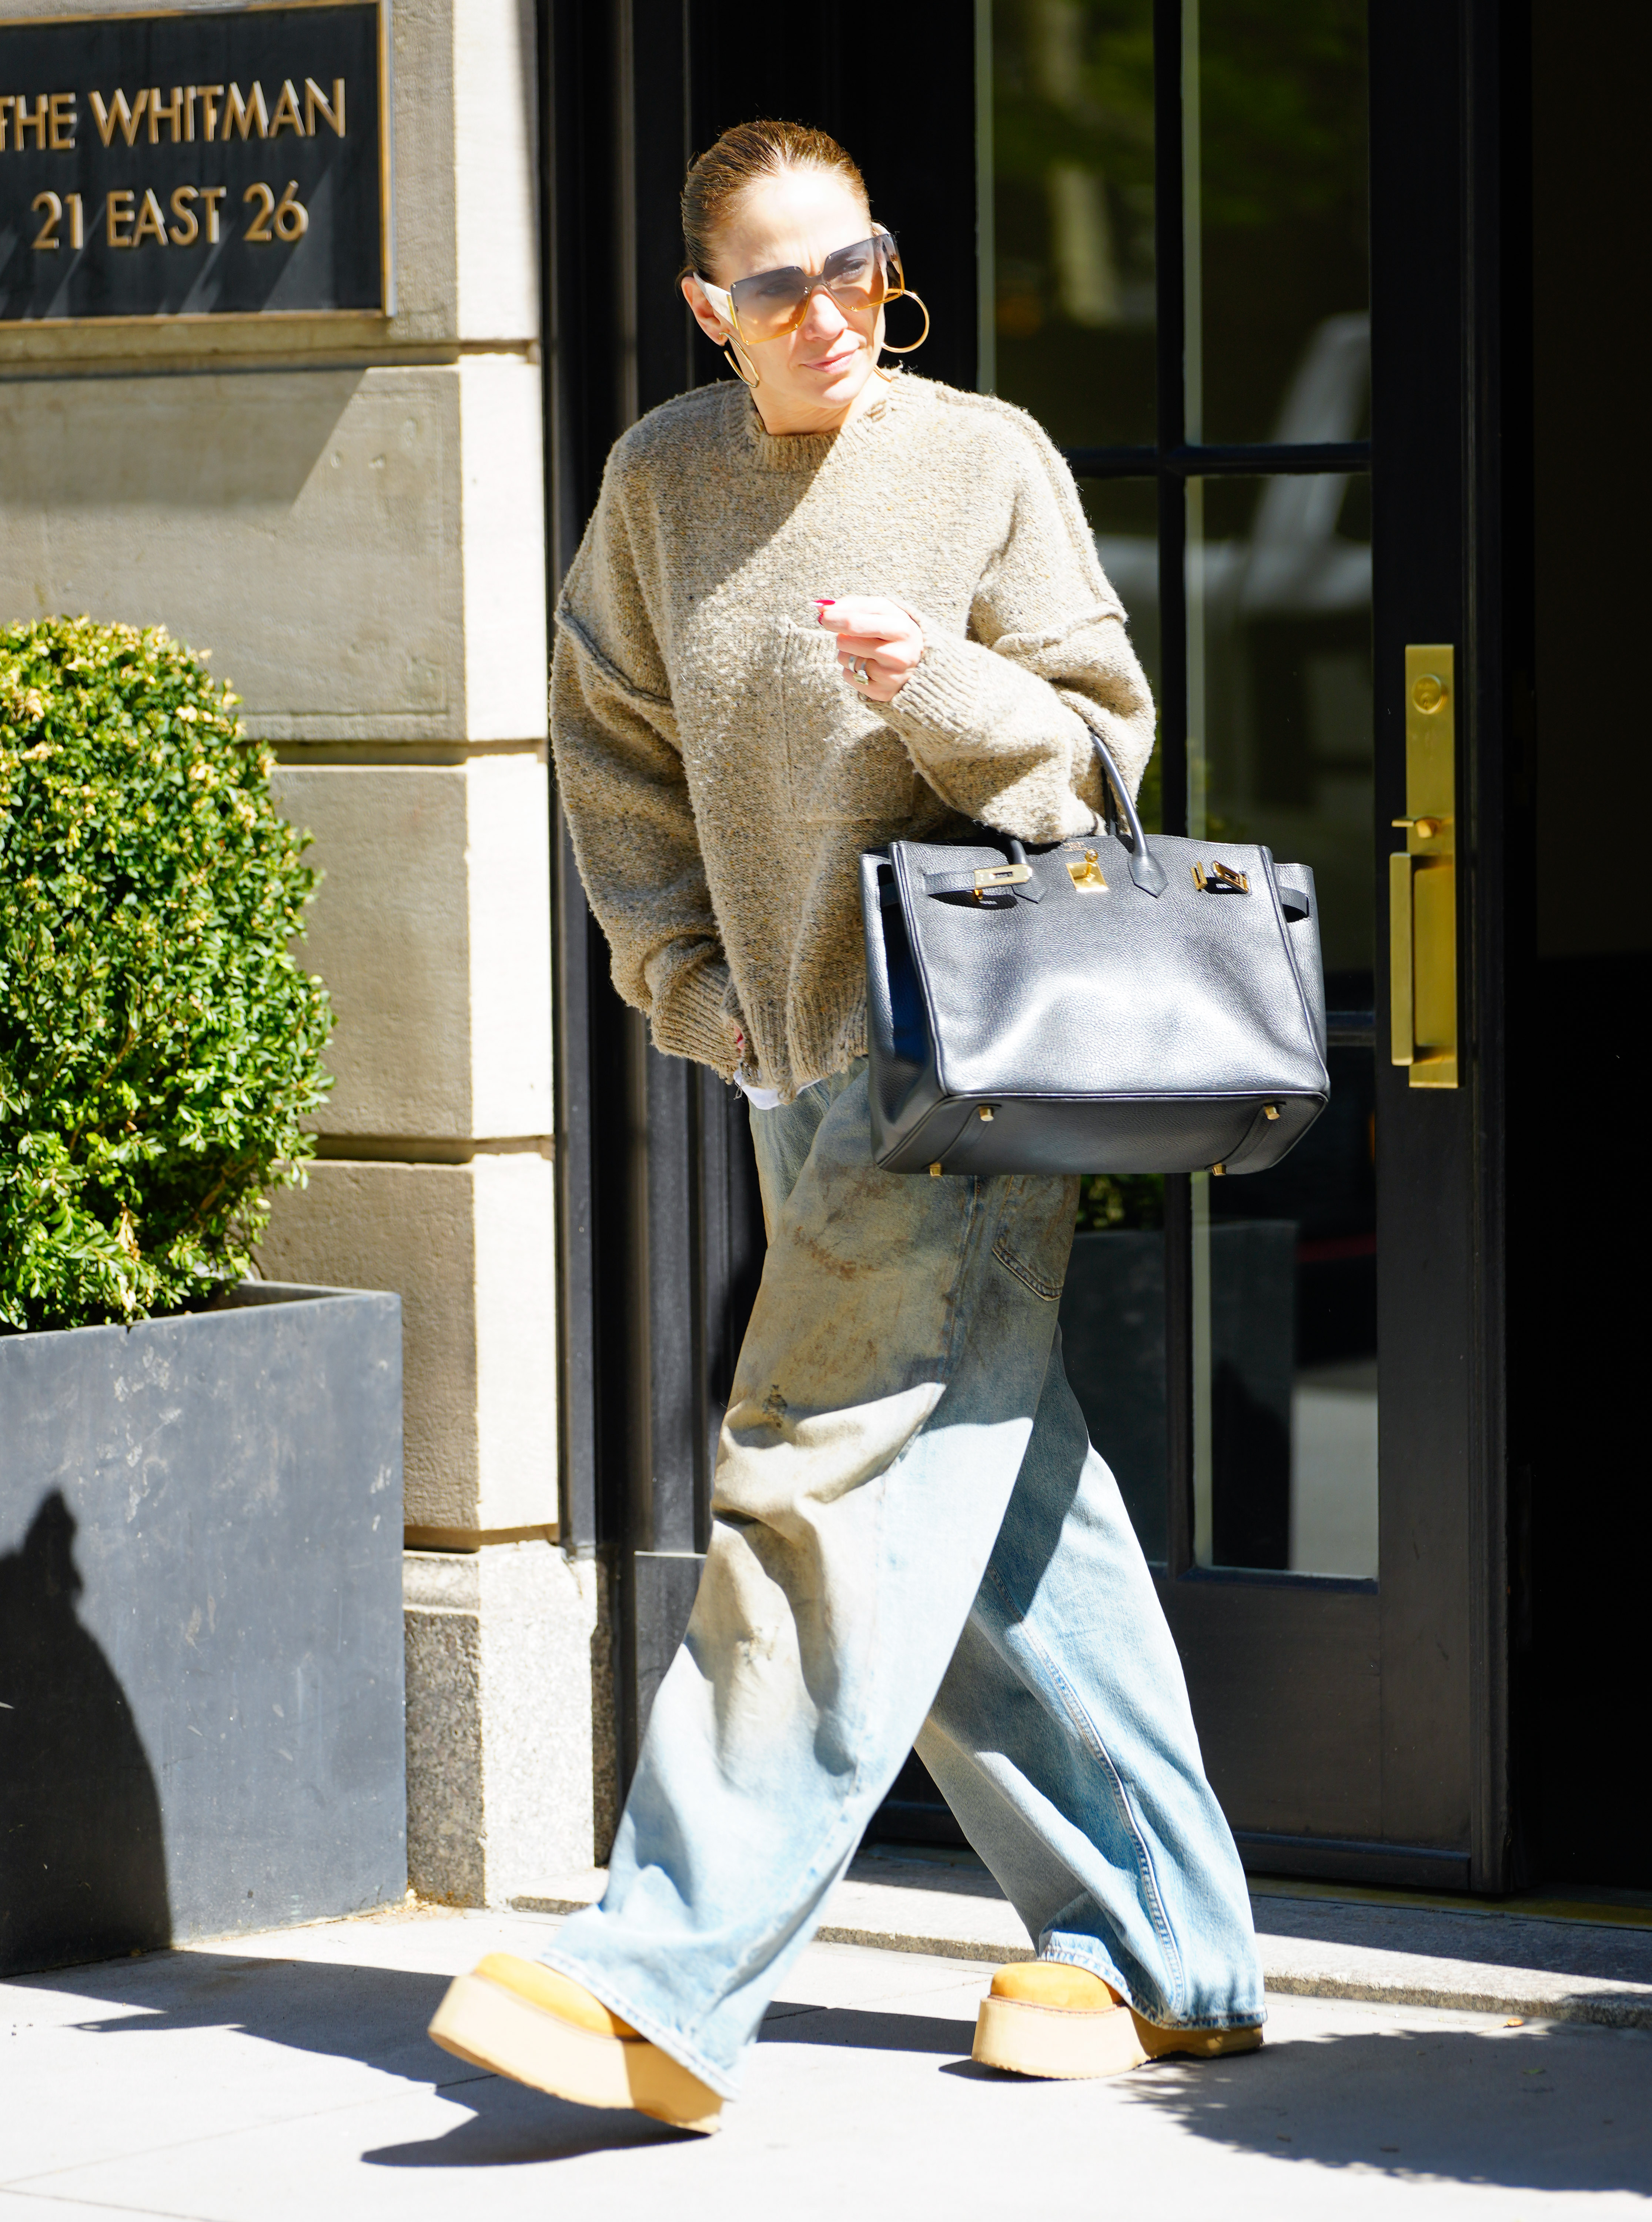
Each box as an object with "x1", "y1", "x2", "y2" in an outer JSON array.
[
  {"x1": 651, "y1": 957, "x2": 738, "y2": 1079},
  {"x1": 881, "y1": 629, "x2": 981, "y2": 749}
]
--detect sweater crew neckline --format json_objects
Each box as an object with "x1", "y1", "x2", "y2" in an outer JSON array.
[{"x1": 737, "y1": 375, "x2": 910, "y2": 470}]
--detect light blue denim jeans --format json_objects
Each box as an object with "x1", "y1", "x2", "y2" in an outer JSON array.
[{"x1": 542, "y1": 1061, "x2": 1264, "y2": 2099}]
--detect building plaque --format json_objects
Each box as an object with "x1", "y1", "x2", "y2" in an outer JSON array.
[{"x1": 0, "y1": 1, "x2": 388, "y2": 322}]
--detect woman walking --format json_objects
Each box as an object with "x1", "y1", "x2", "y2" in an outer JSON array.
[{"x1": 430, "y1": 118, "x2": 1265, "y2": 2132}]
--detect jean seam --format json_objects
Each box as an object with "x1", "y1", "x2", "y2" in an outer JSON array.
[
  {"x1": 990, "y1": 1235, "x2": 1063, "y2": 1302},
  {"x1": 1032, "y1": 1945, "x2": 1259, "y2": 2033},
  {"x1": 984, "y1": 1560, "x2": 1187, "y2": 2018}
]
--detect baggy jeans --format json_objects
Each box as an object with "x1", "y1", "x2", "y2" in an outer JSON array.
[{"x1": 542, "y1": 1061, "x2": 1265, "y2": 2099}]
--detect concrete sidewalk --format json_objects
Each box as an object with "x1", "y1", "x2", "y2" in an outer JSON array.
[{"x1": 6, "y1": 1900, "x2": 1651, "y2": 2219}]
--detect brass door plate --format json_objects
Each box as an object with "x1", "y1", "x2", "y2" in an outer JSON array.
[{"x1": 1390, "y1": 644, "x2": 1458, "y2": 1088}]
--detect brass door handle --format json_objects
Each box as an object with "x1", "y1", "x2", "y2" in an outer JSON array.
[{"x1": 1390, "y1": 647, "x2": 1459, "y2": 1088}]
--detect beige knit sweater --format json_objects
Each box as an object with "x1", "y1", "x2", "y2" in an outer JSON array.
[{"x1": 551, "y1": 373, "x2": 1156, "y2": 1099}]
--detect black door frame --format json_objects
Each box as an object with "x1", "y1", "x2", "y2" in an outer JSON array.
[
  {"x1": 1116, "y1": 0, "x2": 1516, "y2": 1894},
  {"x1": 539, "y1": 0, "x2": 1526, "y2": 1886}
]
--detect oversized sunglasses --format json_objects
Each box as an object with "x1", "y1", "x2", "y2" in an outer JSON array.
[{"x1": 697, "y1": 231, "x2": 906, "y2": 345}]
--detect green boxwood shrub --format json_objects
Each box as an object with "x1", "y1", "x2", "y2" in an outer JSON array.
[{"x1": 0, "y1": 617, "x2": 333, "y2": 1332}]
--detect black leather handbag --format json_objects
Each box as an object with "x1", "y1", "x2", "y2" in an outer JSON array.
[{"x1": 859, "y1": 727, "x2": 1330, "y2": 1177}]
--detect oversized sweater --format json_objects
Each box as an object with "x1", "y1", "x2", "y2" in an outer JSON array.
[{"x1": 550, "y1": 372, "x2": 1156, "y2": 1100}]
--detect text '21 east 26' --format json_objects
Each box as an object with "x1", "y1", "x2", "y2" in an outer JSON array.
[{"x1": 5, "y1": 80, "x2": 347, "y2": 254}]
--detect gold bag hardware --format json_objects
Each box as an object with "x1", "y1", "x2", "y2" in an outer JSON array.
[
  {"x1": 972, "y1": 862, "x2": 1031, "y2": 900},
  {"x1": 1191, "y1": 860, "x2": 1250, "y2": 894}
]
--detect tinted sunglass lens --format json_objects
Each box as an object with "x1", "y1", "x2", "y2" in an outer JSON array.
[
  {"x1": 825, "y1": 239, "x2": 887, "y2": 308},
  {"x1": 730, "y1": 268, "x2": 810, "y2": 339}
]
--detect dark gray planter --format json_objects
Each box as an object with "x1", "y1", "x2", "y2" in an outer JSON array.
[
  {"x1": 1059, "y1": 1221, "x2": 1297, "y2": 1568},
  {"x1": 0, "y1": 1283, "x2": 404, "y2": 1976}
]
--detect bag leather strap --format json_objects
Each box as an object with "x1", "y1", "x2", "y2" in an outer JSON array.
[
  {"x1": 1084, "y1": 721, "x2": 1167, "y2": 897},
  {"x1": 905, "y1": 725, "x2": 1168, "y2": 904},
  {"x1": 921, "y1": 836, "x2": 1044, "y2": 904}
]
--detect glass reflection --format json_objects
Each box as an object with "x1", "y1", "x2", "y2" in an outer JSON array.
[
  {"x1": 1059, "y1": 480, "x2": 1166, "y2": 1561},
  {"x1": 1187, "y1": 0, "x2": 1370, "y2": 446},
  {"x1": 1060, "y1": 1181, "x2": 1168, "y2": 1562},
  {"x1": 990, "y1": 0, "x2": 1156, "y2": 445},
  {"x1": 1186, "y1": 464, "x2": 1377, "y2": 1575},
  {"x1": 1081, "y1": 476, "x2": 1161, "y2": 706}
]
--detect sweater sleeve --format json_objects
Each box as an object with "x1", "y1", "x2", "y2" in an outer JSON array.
[
  {"x1": 875, "y1": 410, "x2": 1156, "y2": 843},
  {"x1": 550, "y1": 464, "x2": 739, "y2": 1080}
]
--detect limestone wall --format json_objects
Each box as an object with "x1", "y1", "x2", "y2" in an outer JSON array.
[{"x1": 1, "y1": 0, "x2": 597, "y2": 1906}]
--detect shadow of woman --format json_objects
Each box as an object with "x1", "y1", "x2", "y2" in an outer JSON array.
[
  {"x1": 0, "y1": 1489, "x2": 171, "y2": 1974},
  {"x1": 361, "y1": 2076, "x2": 701, "y2": 2169}
]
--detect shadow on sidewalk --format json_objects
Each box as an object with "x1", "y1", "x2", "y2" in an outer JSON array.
[
  {"x1": 32, "y1": 1947, "x2": 982, "y2": 2167},
  {"x1": 1113, "y1": 2019, "x2": 1652, "y2": 2196},
  {"x1": 361, "y1": 2077, "x2": 703, "y2": 2168},
  {"x1": 47, "y1": 1948, "x2": 699, "y2": 2167},
  {"x1": 30, "y1": 1945, "x2": 1652, "y2": 2188},
  {"x1": 363, "y1": 1999, "x2": 980, "y2": 2165}
]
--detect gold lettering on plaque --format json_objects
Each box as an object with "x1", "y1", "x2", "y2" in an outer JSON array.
[
  {"x1": 272, "y1": 179, "x2": 308, "y2": 239},
  {"x1": 33, "y1": 189, "x2": 83, "y2": 248},
  {"x1": 132, "y1": 187, "x2": 167, "y2": 245},
  {"x1": 199, "y1": 183, "x2": 227, "y2": 243},
  {"x1": 168, "y1": 183, "x2": 199, "y2": 246},
  {"x1": 49, "y1": 91, "x2": 76, "y2": 149},
  {"x1": 243, "y1": 180, "x2": 275, "y2": 241},
  {"x1": 13, "y1": 92, "x2": 49, "y2": 147},
  {"x1": 146, "y1": 86, "x2": 184, "y2": 143},
  {"x1": 105, "y1": 187, "x2": 135, "y2": 247},
  {"x1": 267, "y1": 79, "x2": 304, "y2": 136},
  {"x1": 90, "y1": 88, "x2": 149, "y2": 147},
  {"x1": 221, "y1": 81, "x2": 270, "y2": 140},
  {"x1": 194, "y1": 84, "x2": 224, "y2": 141},
  {"x1": 304, "y1": 77, "x2": 345, "y2": 136}
]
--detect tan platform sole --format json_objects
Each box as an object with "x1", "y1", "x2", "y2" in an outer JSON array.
[
  {"x1": 972, "y1": 1996, "x2": 1265, "y2": 2080},
  {"x1": 972, "y1": 1994, "x2": 1149, "y2": 2079},
  {"x1": 428, "y1": 1970, "x2": 724, "y2": 2133}
]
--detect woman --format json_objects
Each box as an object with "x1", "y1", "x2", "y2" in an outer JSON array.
[{"x1": 430, "y1": 119, "x2": 1265, "y2": 2133}]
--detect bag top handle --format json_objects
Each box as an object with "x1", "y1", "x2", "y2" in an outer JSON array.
[{"x1": 1082, "y1": 719, "x2": 1167, "y2": 898}]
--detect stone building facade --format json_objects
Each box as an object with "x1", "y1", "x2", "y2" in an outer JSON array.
[{"x1": 0, "y1": 0, "x2": 603, "y2": 1902}]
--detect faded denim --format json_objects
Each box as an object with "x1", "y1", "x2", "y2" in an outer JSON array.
[{"x1": 542, "y1": 1061, "x2": 1264, "y2": 2099}]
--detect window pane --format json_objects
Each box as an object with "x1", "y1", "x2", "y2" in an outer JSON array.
[
  {"x1": 1187, "y1": 0, "x2": 1370, "y2": 446},
  {"x1": 1061, "y1": 1209, "x2": 1169, "y2": 1563},
  {"x1": 1186, "y1": 472, "x2": 1377, "y2": 1577},
  {"x1": 990, "y1": 0, "x2": 1156, "y2": 445},
  {"x1": 1081, "y1": 474, "x2": 1160, "y2": 710},
  {"x1": 1186, "y1": 472, "x2": 1372, "y2": 974},
  {"x1": 1060, "y1": 474, "x2": 1168, "y2": 1562}
]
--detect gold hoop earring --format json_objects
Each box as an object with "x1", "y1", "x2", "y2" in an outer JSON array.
[
  {"x1": 722, "y1": 333, "x2": 760, "y2": 388},
  {"x1": 879, "y1": 289, "x2": 930, "y2": 357}
]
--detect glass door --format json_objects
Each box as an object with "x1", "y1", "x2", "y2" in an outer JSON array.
[{"x1": 947, "y1": 0, "x2": 1498, "y2": 1887}]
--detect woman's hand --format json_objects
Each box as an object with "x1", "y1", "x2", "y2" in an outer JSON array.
[{"x1": 815, "y1": 597, "x2": 924, "y2": 704}]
